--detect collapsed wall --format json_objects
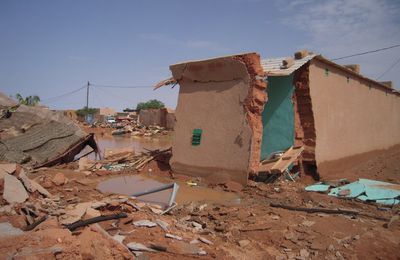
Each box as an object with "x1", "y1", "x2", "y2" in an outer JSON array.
[
  {"x1": 293, "y1": 64, "x2": 317, "y2": 164},
  {"x1": 169, "y1": 53, "x2": 266, "y2": 185},
  {"x1": 0, "y1": 93, "x2": 97, "y2": 168}
]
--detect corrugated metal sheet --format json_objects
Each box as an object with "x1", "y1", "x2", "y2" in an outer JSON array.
[{"x1": 261, "y1": 54, "x2": 317, "y2": 76}]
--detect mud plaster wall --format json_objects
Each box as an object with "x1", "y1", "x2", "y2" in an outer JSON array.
[
  {"x1": 309, "y1": 59, "x2": 400, "y2": 165},
  {"x1": 139, "y1": 109, "x2": 166, "y2": 128},
  {"x1": 169, "y1": 53, "x2": 266, "y2": 185},
  {"x1": 166, "y1": 111, "x2": 176, "y2": 130}
]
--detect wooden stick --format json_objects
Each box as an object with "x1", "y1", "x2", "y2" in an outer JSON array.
[
  {"x1": 270, "y1": 202, "x2": 389, "y2": 221},
  {"x1": 270, "y1": 202, "x2": 358, "y2": 214},
  {"x1": 65, "y1": 212, "x2": 127, "y2": 231},
  {"x1": 135, "y1": 156, "x2": 154, "y2": 170},
  {"x1": 23, "y1": 215, "x2": 47, "y2": 231}
]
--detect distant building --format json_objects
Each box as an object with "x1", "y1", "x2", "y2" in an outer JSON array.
[
  {"x1": 99, "y1": 107, "x2": 116, "y2": 116},
  {"x1": 138, "y1": 108, "x2": 175, "y2": 129}
]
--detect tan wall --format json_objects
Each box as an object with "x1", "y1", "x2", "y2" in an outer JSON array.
[
  {"x1": 165, "y1": 111, "x2": 175, "y2": 130},
  {"x1": 99, "y1": 107, "x2": 116, "y2": 116},
  {"x1": 308, "y1": 60, "x2": 400, "y2": 165},
  {"x1": 139, "y1": 109, "x2": 164, "y2": 127},
  {"x1": 170, "y1": 55, "x2": 262, "y2": 185}
]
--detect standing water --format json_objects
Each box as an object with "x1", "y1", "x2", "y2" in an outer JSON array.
[{"x1": 76, "y1": 134, "x2": 173, "y2": 160}]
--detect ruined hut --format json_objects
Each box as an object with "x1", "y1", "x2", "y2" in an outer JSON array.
[
  {"x1": 139, "y1": 108, "x2": 176, "y2": 130},
  {"x1": 160, "y1": 52, "x2": 400, "y2": 184},
  {"x1": 0, "y1": 93, "x2": 98, "y2": 168}
]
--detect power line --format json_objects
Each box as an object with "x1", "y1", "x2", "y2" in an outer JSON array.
[
  {"x1": 41, "y1": 85, "x2": 87, "y2": 103},
  {"x1": 94, "y1": 85, "x2": 136, "y2": 104},
  {"x1": 332, "y1": 44, "x2": 400, "y2": 61},
  {"x1": 90, "y1": 83, "x2": 153, "y2": 89},
  {"x1": 377, "y1": 55, "x2": 400, "y2": 80}
]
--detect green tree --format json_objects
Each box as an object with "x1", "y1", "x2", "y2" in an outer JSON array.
[
  {"x1": 136, "y1": 99, "x2": 165, "y2": 111},
  {"x1": 15, "y1": 93, "x2": 41, "y2": 106},
  {"x1": 76, "y1": 107, "x2": 99, "y2": 118}
]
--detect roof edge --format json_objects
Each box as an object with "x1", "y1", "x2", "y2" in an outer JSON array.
[
  {"x1": 169, "y1": 52, "x2": 258, "y2": 67},
  {"x1": 313, "y1": 55, "x2": 399, "y2": 96}
]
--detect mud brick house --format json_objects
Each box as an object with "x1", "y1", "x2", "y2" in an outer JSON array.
[
  {"x1": 161, "y1": 52, "x2": 400, "y2": 185},
  {"x1": 139, "y1": 108, "x2": 175, "y2": 130}
]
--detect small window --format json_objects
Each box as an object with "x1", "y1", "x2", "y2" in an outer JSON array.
[
  {"x1": 192, "y1": 129, "x2": 202, "y2": 146},
  {"x1": 325, "y1": 68, "x2": 329, "y2": 76}
]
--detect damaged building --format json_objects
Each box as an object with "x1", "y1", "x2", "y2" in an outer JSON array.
[
  {"x1": 0, "y1": 93, "x2": 98, "y2": 168},
  {"x1": 139, "y1": 108, "x2": 176, "y2": 130},
  {"x1": 159, "y1": 51, "x2": 400, "y2": 185}
]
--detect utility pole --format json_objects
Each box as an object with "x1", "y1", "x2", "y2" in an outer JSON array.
[{"x1": 86, "y1": 81, "x2": 90, "y2": 109}]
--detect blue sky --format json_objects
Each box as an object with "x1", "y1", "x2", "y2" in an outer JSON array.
[{"x1": 1, "y1": 0, "x2": 399, "y2": 111}]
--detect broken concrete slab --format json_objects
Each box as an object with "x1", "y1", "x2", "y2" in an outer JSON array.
[
  {"x1": 59, "y1": 202, "x2": 92, "y2": 225},
  {"x1": 238, "y1": 239, "x2": 250, "y2": 247},
  {"x1": 165, "y1": 233, "x2": 182, "y2": 240},
  {"x1": 155, "y1": 219, "x2": 169, "y2": 231},
  {"x1": 198, "y1": 236, "x2": 213, "y2": 245},
  {"x1": 91, "y1": 201, "x2": 107, "y2": 209},
  {"x1": 3, "y1": 173, "x2": 29, "y2": 204},
  {"x1": 85, "y1": 207, "x2": 101, "y2": 218},
  {"x1": 112, "y1": 234, "x2": 126, "y2": 244},
  {"x1": 127, "y1": 242, "x2": 156, "y2": 252},
  {"x1": 30, "y1": 179, "x2": 51, "y2": 197},
  {"x1": 133, "y1": 220, "x2": 157, "y2": 228},
  {"x1": 17, "y1": 169, "x2": 36, "y2": 192},
  {"x1": 0, "y1": 163, "x2": 17, "y2": 177}
]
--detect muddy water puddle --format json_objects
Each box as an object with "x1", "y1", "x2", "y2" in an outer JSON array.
[
  {"x1": 97, "y1": 175, "x2": 240, "y2": 207},
  {"x1": 78, "y1": 135, "x2": 172, "y2": 160}
]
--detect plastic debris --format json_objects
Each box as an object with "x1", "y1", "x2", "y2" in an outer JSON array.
[{"x1": 306, "y1": 178, "x2": 400, "y2": 205}]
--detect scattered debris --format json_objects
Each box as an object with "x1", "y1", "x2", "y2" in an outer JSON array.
[
  {"x1": 0, "y1": 222, "x2": 24, "y2": 238},
  {"x1": 52, "y1": 172, "x2": 68, "y2": 186},
  {"x1": 165, "y1": 233, "x2": 182, "y2": 240},
  {"x1": 270, "y1": 202, "x2": 389, "y2": 221},
  {"x1": 133, "y1": 219, "x2": 157, "y2": 228},
  {"x1": 306, "y1": 178, "x2": 400, "y2": 205},
  {"x1": 112, "y1": 234, "x2": 126, "y2": 243},
  {"x1": 155, "y1": 219, "x2": 169, "y2": 231},
  {"x1": 3, "y1": 173, "x2": 29, "y2": 204},
  {"x1": 198, "y1": 236, "x2": 213, "y2": 245},
  {"x1": 238, "y1": 239, "x2": 250, "y2": 247},
  {"x1": 65, "y1": 212, "x2": 127, "y2": 231},
  {"x1": 127, "y1": 242, "x2": 156, "y2": 252},
  {"x1": 23, "y1": 216, "x2": 47, "y2": 231},
  {"x1": 59, "y1": 202, "x2": 92, "y2": 225}
]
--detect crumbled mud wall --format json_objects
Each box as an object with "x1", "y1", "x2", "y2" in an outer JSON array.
[
  {"x1": 308, "y1": 59, "x2": 400, "y2": 166},
  {"x1": 233, "y1": 54, "x2": 267, "y2": 176},
  {"x1": 169, "y1": 53, "x2": 266, "y2": 184},
  {"x1": 293, "y1": 64, "x2": 316, "y2": 163}
]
